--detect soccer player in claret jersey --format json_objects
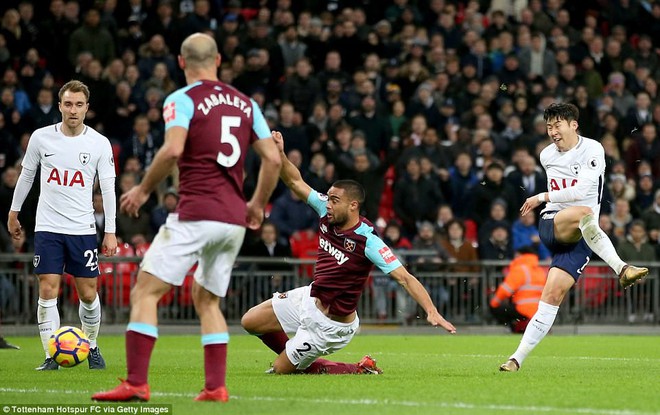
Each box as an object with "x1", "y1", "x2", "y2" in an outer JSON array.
[
  {"x1": 92, "y1": 33, "x2": 281, "y2": 403},
  {"x1": 499, "y1": 103, "x2": 649, "y2": 372},
  {"x1": 7, "y1": 80, "x2": 118, "y2": 371},
  {"x1": 241, "y1": 131, "x2": 456, "y2": 375}
]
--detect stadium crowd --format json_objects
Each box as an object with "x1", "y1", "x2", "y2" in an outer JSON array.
[{"x1": 0, "y1": 0, "x2": 659, "y2": 281}]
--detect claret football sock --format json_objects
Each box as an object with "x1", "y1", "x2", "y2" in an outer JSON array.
[
  {"x1": 510, "y1": 301, "x2": 558, "y2": 366},
  {"x1": 79, "y1": 294, "x2": 101, "y2": 349},
  {"x1": 202, "y1": 333, "x2": 229, "y2": 390},
  {"x1": 578, "y1": 214, "x2": 626, "y2": 275},
  {"x1": 257, "y1": 331, "x2": 289, "y2": 354},
  {"x1": 125, "y1": 323, "x2": 158, "y2": 386},
  {"x1": 37, "y1": 297, "x2": 59, "y2": 358},
  {"x1": 303, "y1": 359, "x2": 359, "y2": 374}
]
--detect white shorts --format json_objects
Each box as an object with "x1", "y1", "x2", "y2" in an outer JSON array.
[
  {"x1": 272, "y1": 285, "x2": 360, "y2": 370},
  {"x1": 141, "y1": 213, "x2": 246, "y2": 297}
]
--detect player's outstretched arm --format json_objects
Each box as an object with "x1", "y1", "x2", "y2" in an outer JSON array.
[
  {"x1": 271, "y1": 130, "x2": 312, "y2": 202},
  {"x1": 390, "y1": 266, "x2": 457, "y2": 333},
  {"x1": 247, "y1": 133, "x2": 282, "y2": 230},
  {"x1": 120, "y1": 126, "x2": 186, "y2": 217},
  {"x1": 7, "y1": 166, "x2": 37, "y2": 239}
]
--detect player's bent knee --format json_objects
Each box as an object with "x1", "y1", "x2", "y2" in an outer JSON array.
[
  {"x1": 272, "y1": 355, "x2": 297, "y2": 374},
  {"x1": 79, "y1": 292, "x2": 97, "y2": 304},
  {"x1": 241, "y1": 310, "x2": 257, "y2": 332},
  {"x1": 577, "y1": 206, "x2": 594, "y2": 219}
]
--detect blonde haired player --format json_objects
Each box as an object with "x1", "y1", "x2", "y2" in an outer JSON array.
[
  {"x1": 8, "y1": 80, "x2": 118, "y2": 371},
  {"x1": 499, "y1": 102, "x2": 648, "y2": 372}
]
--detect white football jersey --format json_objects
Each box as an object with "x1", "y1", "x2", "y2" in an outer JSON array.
[
  {"x1": 540, "y1": 135, "x2": 605, "y2": 216},
  {"x1": 22, "y1": 123, "x2": 116, "y2": 235}
]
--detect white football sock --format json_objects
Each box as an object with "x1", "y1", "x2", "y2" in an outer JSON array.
[
  {"x1": 510, "y1": 301, "x2": 559, "y2": 366},
  {"x1": 578, "y1": 214, "x2": 626, "y2": 275},
  {"x1": 37, "y1": 298, "x2": 60, "y2": 358},
  {"x1": 79, "y1": 294, "x2": 101, "y2": 349}
]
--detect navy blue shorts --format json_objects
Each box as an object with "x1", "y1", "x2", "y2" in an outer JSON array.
[
  {"x1": 33, "y1": 232, "x2": 100, "y2": 278},
  {"x1": 538, "y1": 211, "x2": 592, "y2": 281}
]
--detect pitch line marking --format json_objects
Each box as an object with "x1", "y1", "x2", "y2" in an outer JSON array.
[{"x1": 1, "y1": 387, "x2": 658, "y2": 415}]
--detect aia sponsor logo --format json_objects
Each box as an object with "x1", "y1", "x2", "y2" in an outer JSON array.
[
  {"x1": 549, "y1": 177, "x2": 577, "y2": 191},
  {"x1": 47, "y1": 168, "x2": 85, "y2": 187}
]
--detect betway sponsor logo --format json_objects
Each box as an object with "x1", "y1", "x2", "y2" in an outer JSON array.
[{"x1": 319, "y1": 237, "x2": 349, "y2": 265}]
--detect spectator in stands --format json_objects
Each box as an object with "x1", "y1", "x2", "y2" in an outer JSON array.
[
  {"x1": 120, "y1": 114, "x2": 161, "y2": 171},
  {"x1": 606, "y1": 72, "x2": 635, "y2": 117},
  {"x1": 506, "y1": 153, "x2": 546, "y2": 211},
  {"x1": 631, "y1": 174, "x2": 656, "y2": 218},
  {"x1": 479, "y1": 198, "x2": 511, "y2": 244},
  {"x1": 446, "y1": 151, "x2": 478, "y2": 219},
  {"x1": 0, "y1": 114, "x2": 19, "y2": 174},
  {"x1": 608, "y1": 173, "x2": 635, "y2": 206},
  {"x1": 440, "y1": 218, "x2": 480, "y2": 318},
  {"x1": 410, "y1": 221, "x2": 450, "y2": 324},
  {"x1": 68, "y1": 8, "x2": 115, "y2": 68},
  {"x1": 348, "y1": 94, "x2": 391, "y2": 157},
  {"x1": 105, "y1": 80, "x2": 139, "y2": 144},
  {"x1": 143, "y1": 0, "x2": 182, "y2": 56},
  {"x1": 278, "y1": 24, "x2": 306, "y2": 69},
  {"x1": 374, "y1": 220, "x2": 413, "y2": 321},
  {"x1": 269, "y1": 188, "x2": 318, "y2": 245},
  {"x1": 27, "y1": 87, "x2": 60, "y2": 131},
  {"x1": 642, "y1": 189, "x2": 660, "y2": 251},
  {"x1": 116, "y1": 172, "x2": 152, "y2": 244},
  {"x1": 241, "y1": 221, "x2": 293, "y2": 304},
  {"x1": 624, "y1": 92, "x2": 653, "y2": 134},
  {"x1": 512, "y1": 211, "x2": 550, "y2": 261},
  {"x1": 302, "y1": 152, "x2": 332, "y2": 195},
  {"x1": 394, "y1": 157, "x2": 444, "y2": 238},
  {"x1": 181, "y1": 0, "x2": 217, "y2": 38},
  {"x1": 275, "y1": 103, "x2": 311, "y2": 168},
  {"x1": 471, "y1": 161, "x2": 518, "y2": 226},
  {"x1": 610, "y1": 197, "x2": 634, "y2": 240},
  {"x1": 479, "y1": 223, "x2": 513, "y2": 261},
  {"x1": 145, "y1": 62, "x2": 177, "y2": 96},
  {"x1": 281, "y1": 57, "x2": 321, "y2": 119},
  {"x1": 489, "y1": 245, "x2": 546, "y2": 333},
  {"x1": 137, "y1": 34, "x2": 178, "y2": 85},
  {"x1": 618, "y1": 220, "x2": 656, "y2": 323},
  {"x1": 625, "y1": 123, "x2": 660, "y2": 180},
  {"x1": 150, "y1": 187, "x2": 178, "y2": 236}
]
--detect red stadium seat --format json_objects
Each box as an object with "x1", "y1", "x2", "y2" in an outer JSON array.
[{"x1": 289, "y1": 230, "x2": 318, "y2": 279}]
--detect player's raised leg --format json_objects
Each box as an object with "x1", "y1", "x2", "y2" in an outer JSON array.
[
  {"x1": 565, "y1": 207, "x2": 648, "y2": 287},
  {"x1": 36, "y1": 274, "x2": 61, "y2": 371},
  {"x1": 92, "y1": 271, "x2": 170, "y2": 402}
]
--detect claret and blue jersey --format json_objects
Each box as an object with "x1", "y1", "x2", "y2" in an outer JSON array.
[
  {"x1": 163, "y1": 80, "x2": 271, "y2": 226},
  {"x1": 305, "y1": 190, "x2": 402, "y2": 316}
]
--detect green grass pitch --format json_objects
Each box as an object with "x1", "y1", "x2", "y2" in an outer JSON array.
[{"x1": 1, "y1": 334, "x2": 659, "y2": 415}]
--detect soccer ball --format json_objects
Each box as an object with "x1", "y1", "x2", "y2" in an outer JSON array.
[{"x1": 47, "y1": 326, "x2": 90, "y2": 367}]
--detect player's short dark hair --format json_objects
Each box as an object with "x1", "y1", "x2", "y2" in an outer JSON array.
[
  {"x1": 543, "y1": 102, "x2": 579, "y2": 123},
  {"x1": 58, "y1": 80, "x2": 90, "y2": 103},
  {"x1": 332, "y1": 180, "x2": 365, "y2": 205}
]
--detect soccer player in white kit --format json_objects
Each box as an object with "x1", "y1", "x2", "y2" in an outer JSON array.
[
  {"x1": 499, "y1": 103, "x2": 649, "y2": 372},
  {"x1": 7, "y1": 80, "x2": 118, "y2": 371}
]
